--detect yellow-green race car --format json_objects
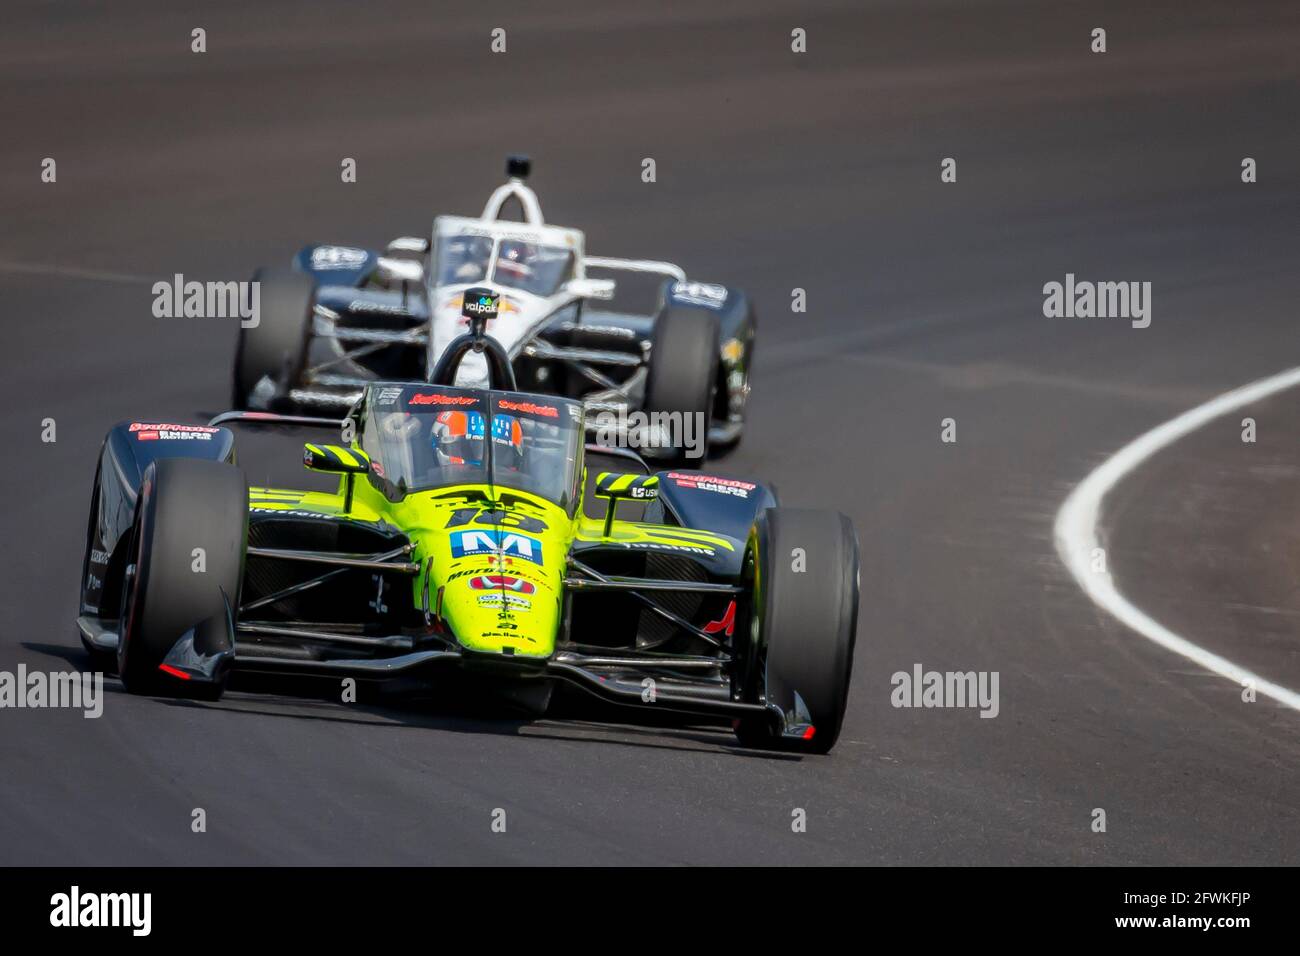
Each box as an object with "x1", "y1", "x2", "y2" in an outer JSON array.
[{"x1": 77, "y1": 292, "x2": 859, "y2": 752}]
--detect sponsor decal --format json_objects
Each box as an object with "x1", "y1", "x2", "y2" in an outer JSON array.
[
  {"x1": 410, "y1": 393, "x2": 478, "y2": 407},
  {"x1": 444, "y1": 294, "x2": 521, "y2": 317},
  {"x1": 468, "y1": 574, "x2": 536, "y2": 594},
  {"x1": 626, "y1": 541, "x2": 714, "y2": 556},
  {"x1": 703, "y1": 600, "x2": 736, "y2": 637},
  {"x1": 462, "y1": 290, "x2": 500, "y2": 318},
  {"x1": 477, "y1": 593, "x2": 532, "y2": 610},
  {"x1": 349, "y1": 298, "x2": 410, "y2": 315},
  {"x1": 89, "y1": 549, "x2": 111, "y2": 566},
  {"x1": 376, "y1": 386, "x2": 404, "y2": 405},
  {"x1": 497, "y1": 398, "x2": 558, "y2": 419},
  {"x1": 450, "y1": 529, "x2": 544, "y2": 565},
  {"x1": 667, "y1": 472, "x2": 755, "y2": 498},
  {"x1": 447, "y1": 565, "x2": 549, "y2": 589},
  {"x1": 249, "y1": 508, "x2": 334, "y2": 519},
  {"x1": 129, "y1": 422, "x2": 218, "y2": 442},
  {"x1": 482, "y1": 630, "x2": 535, "y2": 643}
]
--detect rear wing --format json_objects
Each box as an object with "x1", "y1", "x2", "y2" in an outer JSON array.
[{"x1": 209, "y1": 411, "x2": 349, "y2": 431}]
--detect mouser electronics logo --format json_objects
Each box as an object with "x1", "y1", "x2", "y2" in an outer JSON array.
[
  {"x1": 451, "y1": 529, "x2": 543, "y2": 565},
  {"x1": 461, "y1": 286, "x2": 500, "y2": 320}
]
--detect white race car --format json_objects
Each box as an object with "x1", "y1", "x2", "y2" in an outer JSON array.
[{"x1": 232, "y1": 156, "x2": 756, "y2": 464}]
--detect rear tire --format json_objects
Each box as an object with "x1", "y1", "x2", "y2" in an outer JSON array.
[
  {"x1": 735, "y1": 508, "x2": 859, "y2": 754},
  {"x1": 117, "y1": 458, "x2": 248, "y2": 697},
  {"x1": 232, "y1": 268, "x2": 315, "y2": 409},
  {"x1": 643, "y1": 307, "x2": 719, "y2": 469}
]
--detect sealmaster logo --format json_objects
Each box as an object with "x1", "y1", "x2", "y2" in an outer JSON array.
[
  {"x1": 50, "y1": 886, "x2": 151, "y2": 936},
  {"x1": 451, "y1": 530, "x2": 543, "y2": 565}
]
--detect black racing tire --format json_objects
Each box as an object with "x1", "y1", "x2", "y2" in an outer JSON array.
[
  {"x1": 77, "y1": 461, "x2": 116, "y2": 665},
  {"x1": 735, "y1": 508, "x2": 859, "y2": 754},
  {"x1": 116, "y1": 458, "x2": 248, "y2": 698},
  {"x1": 231, "y1": 268, "x2": 315, "y2": 409},
  {"x1": 643, "y1": 307, "x2": 719, "y2": 469}
]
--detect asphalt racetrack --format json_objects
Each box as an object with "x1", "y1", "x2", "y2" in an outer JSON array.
[{"x1": 1, "y1": 0, "x2": 1297, "y2": 864}]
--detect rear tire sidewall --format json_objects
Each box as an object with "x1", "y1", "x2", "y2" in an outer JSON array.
[
  {"x1": 644, "y1": 308, "x2": 719, "y2": 468},
  {"x1": 232, "y1": 268, "x2": 315, "y2": 409}
]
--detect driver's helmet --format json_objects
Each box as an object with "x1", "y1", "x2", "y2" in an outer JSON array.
[
  {"x1": 432, "y1": 410, "x2": 524, "y2": 470},
  {"x1": 444, "y1": 235, "x2": 492, "y2": 282},
  {"x1": 495, "y1": 240, "x2": 536, "y2": 283}
]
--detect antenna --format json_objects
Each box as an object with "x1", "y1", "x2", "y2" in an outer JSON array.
[{"x1": 506, "y1": 154, "x2": 531, "y2": 180}]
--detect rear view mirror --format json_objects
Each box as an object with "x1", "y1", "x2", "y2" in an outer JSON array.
[
  {"x1": 303, "y1": 443, "x2": 370, "y2": 475},
  {"x1": 386, "y1": 236, "x2": 430, "y2": 255},
  {"x1": 567, "y1": 277, "x2": 616, "y2": 300},
  {"x1": 594, "y1": 471, "x2": 659, "y2": 535},
  {"x1": 375, "y1": 256, "x2": 424, "y2": 285}
]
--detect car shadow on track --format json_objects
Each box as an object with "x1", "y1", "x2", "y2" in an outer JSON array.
[{"x1": 27, "y1": 642, "x2": 802, "y2": 761}]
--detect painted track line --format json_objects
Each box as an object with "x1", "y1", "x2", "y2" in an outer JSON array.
[{"x1": 1055, "y1": 366, "x2": 1300, "y2": 711}]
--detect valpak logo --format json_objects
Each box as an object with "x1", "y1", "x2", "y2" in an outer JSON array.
[
  {"x1": 460, "y1": 286, "x2": 500, "y2": 320},
  {"x1": 50, "y1": 886, "x2": 151, "y2": 936},
  {"x1": 152, "y1": 274, "x2": 260, "y2": 328},
  {"x1": 1042, "y1": 273, "x2": 1151, "y2": 328},
  {"x1": 451, "y1": 529, "x2": 543, "y2": 565}
]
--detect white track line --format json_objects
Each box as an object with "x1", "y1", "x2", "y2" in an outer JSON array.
[{"x1": 1055, "y1": 366, "x2": 1300, "y2": 711}]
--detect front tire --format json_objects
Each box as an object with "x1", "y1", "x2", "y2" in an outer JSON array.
[
  {"x1": 231, "y1": 268, "x2": 315, "y2": 409},
  {"x1": 117, "y1": 458, "x2": 248, "y2": 697},
  {"x1": 735, "y1": 508, "x2": 859, "y2": 754}
]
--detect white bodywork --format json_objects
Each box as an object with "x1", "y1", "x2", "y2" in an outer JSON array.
[
  {"x1": 428, "y1": 212, "x2": 586, "y2": 387},
  {"x1": 427, "y1": 178, "x2": 680, "y2": 387}
]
